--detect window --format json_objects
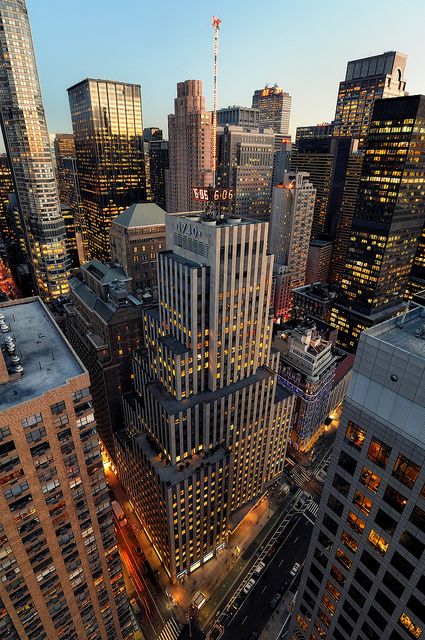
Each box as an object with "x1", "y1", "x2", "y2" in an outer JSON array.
[
  {"x1": 391, "y1": 551, "x2": 414, "y2": 579},
  {"x1": 323, "y1": 513, "x2": 339, "y2": 536},
  {"x1": 407, "y1": 595, "x2": 425, "y2": 625},
  {"x1": 332, "y1": 473, "x2": 350, "y2": 497},
  {"x1": 328, "y1": 494, "x2": 344, "y2": 517},
  {"x1": 325, "y1": 580, "x2": 341, "y2": 601},
  {"x1": 353, "y1": 489, "x2": 373, "y2": 515},
  {"x1": 375, "y1": 589, "x2": 396, "y2": 615},
  {"x1": 383, "y1": 569, "x2": 404, "y2": 596},
  {"x1": 337, "y1": 615, "x2": 353, "y2": 637},
  {"x1": 72, "y1": 388, "x2": 90, "y2": 403},
  {"x1": 368, "y1": 530, "x2": 389, "y2": 555},
  {"x1": 341, "y1": 530, "x2": 358, "y2": 553},
  {"x1": 360, "y1": 467, "x2": 381, "y2": 493},
  {"x1": 367, "y1": 438, "x2": 391, "y2": 469},
  {"x1": 342, "y1": 598, "x2": 359, "y2": 623},
  {"x1": 368, "y1": 606, "x2": 387, "y2": 631},
  {"x1": 331, "y1": 564, "x2": 345, "y2": 585},
  {"x1": 354, "y1": 567, "x2": 373, "y2": 592},
  {"x1": 360, "y1": 550, "x2": 380, "y2": 574},
  {"x1": 362, "y1": 620, "x2": 381, "y2": 640},
  {"x1": 392, "y1": 455, "x2": 420, "y2": 489},
  {"x1": 383, "y1": 485, "x2": 407, "y2": 513},
  {"x1": 399, "y1": 612, "x2": 422, "y2": 639},
  {"x1": 345, "y1": 421, "x2": 366, "y2": 449},
  {"x1": 336, "y1": 547, "x2": 352, "y2": 570},
  {"x1": 314, "y1": 547, "x2": 328, "y2": 569},
  {"x1": 409, "y1": 505, "x2": 425, "y2": 532},
  {"x1": 346, "y1": 511, "x2": 365, "y2": 534},
  {"x1": 399, "y1": 529, "x2": 425, "y2": 559},
  {"x1": 0, "y1": 426, "x2": 11, "y2": 441},
  {"x1": 318, "y1": 531, "x2": 333, "y2": 552},
  {"x1": 50, "y1": 401, "x2": 66, "y2": 415},
  {"x1": 322, "y1": 593, "x2": 336, "y2": 614},
  {"x1": 417, "y1": 574, "x2": 425, "y2": 596},
  {"x1": 311, "y1": 562, "x2": 324, "y2": 584},
  {"x1": 375, "y1": 508, "x2": 397, "y2": 535},
  {"x1": 348, "y1": 583, "x2": 365, "y2": 607},
  {"x1": 338, "y1": 450, "x2": 357, "y2": 476},
  {"x1": 22, "y1": 414, "x2": 42, "y2": 428}
]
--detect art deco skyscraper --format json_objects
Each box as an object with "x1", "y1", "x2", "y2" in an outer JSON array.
[
  {"x1": 0, "y1": 297, "x2": 132, "y2": 640},
  {"x1": 67, "y1": 79, "x2": 146, "y2": 262},
  {"x1": 115, "y1": 212, "x2": 294, "y2": 582},
  {"x1": 330, "y1": 95, "x2": 425, "y2": 351},
  {"x1": 290, "y1": 305, "x2": 425, "y2": 640},
  {"x1": 0, "y1": 0, "x2": 70, "y2": 301},
  {"x1": 166, "y1": 80, "x2": 213, "y2": 213},
  {"x1": 252, "y1": 84, "x2": 292, "y2": 135}
]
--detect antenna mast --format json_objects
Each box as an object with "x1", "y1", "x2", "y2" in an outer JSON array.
[{"x1": 211, "y1": 16, "x2": 221, "y2": 188}]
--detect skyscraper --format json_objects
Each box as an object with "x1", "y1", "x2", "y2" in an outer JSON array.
[
  {"x1": 166, "y1": 80, "x2": 213, "y2": 213},
  {"x1": 68, "y1": 78, "x2": 146, "y2": 261},
  {"x1": 289, "y1": 304, "x2": 425, "y2": 640},
  {"x1": 269, "y1": 171, "x2": 316, "y2": 291},
  {"x1": 0, "y1": 0, "x2": 70, "y2": 300},
  {"x1": 217, "y1": 105, "x2": 260, "y2": 127},
  {"x1": 217, "y1": 125, "x2": 275, "y2": 221},
  {"x1": 143, "y1": 130, "x2": 169, "y2": 210},
  {"x1": 330, "y1": 95, "x2": 425, "y2": 351},
  {"x1": 115, "y1": 212, "x2": 294, "y2": 582},
  {"x1": 252, "y1": 84, "x2": 292, "y2": 134},
  {"x1": 333, "y1": 50, "x2": 407, "y2": 145},
  {"x1": 0, "y1": 296, "x2": 132, "y2": 640}
]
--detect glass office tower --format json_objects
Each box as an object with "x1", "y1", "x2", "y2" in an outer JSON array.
[{"x1": 67, "y1": 79, "x2": 146, "y2": 262}]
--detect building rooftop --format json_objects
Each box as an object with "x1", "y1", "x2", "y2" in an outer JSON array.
[
  {"x1": 173, "y1": 212, "x2": 261, "y2": 228},
  {"x1": 0, "y1": 298, "x2": 84, "y2": 411},
  {"x1": 112, "y1": 203, "x2": 166, "y2": 229},
  {"x1": 82, "y1": 259, "x2": 130, "y2": 285},
  {"x1": 293, "y1": 282, "x2": 338, "y2": 302},
  {"x1": 367, "y1": 305, "x2": 425, "y2": 360}
]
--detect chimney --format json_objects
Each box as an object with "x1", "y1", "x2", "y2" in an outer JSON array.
[{"x1": 0, "y1": 348, "x2": 9, "y2": 385}]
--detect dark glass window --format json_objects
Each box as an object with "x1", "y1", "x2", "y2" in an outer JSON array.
[
  {"x1": 362, "y1": 620, "x2": 381, "y2": 639},
  {"x1": 375, "y1": 508, "x2": 397, "y2": 535},
  {"x1": 332, "y1": 472, "x2": 350, "y2": 497},
  {"x1": 348, "y1": 583, "x2": 365, "y2": 607},
  {"x1": 375, "y1": 589, "x2": 395, "y2": 615},
  {"x1": 318, "y1": 530, "x2": 333, "y2": 552},
  {"x1": 399, "y1": 529, "x2": 425, "y2": 559},
  {"x1": 334, "y1": 628, "x2": 347, "y2": 640},
  {"x1": 383, "y1": 485, "x2": 407, "y2": 513},
  {"x1": 407, "y1": 594, "x2": 425, "y2": 624},
  {"x1": 354, "y1": 567, "x2": 372, "y2": 591},
  {"x1": 323, "y1": 513, "x2": 339, "y2": 536},
  {"x1": 367, "y1": 438, "x2": 391, "y2": 469},
  {"x1": 368, "y1": 606, "x2": 387, "y2": 631},
  {"x1": 416, "y1": 574, "x2": 425, "y2": 596},
  {"x1": 337, "y1": 615, "x2": 353, "y2": 637},
  {"x1": 342, "y1": 598, "x2": 359, "y2": 622},
  {"x1": 328, "y1": 494, "x2": 344, "y2": 517},
  {"x1": 383, "y1": 570, "x2": 404, "y2": 597},
  {"x1": 345, "y1": 421, "x2": 366, "y2": 449},
  {"x1": 360, "y1": 467, "x2": 381, "y2": 493},
  {"x1": 409, "y1": 505, "x2": 425, "y2": 532},
  {"x1": 306, "y1": 577, "x2": 319, "y2": 597},
  {"x1": 389, "y1": 632, "x2": 404, "y2": 640},
  {"x1": 353, "y1": 489, "x2": 373, "y2": 515},
  {"x1": 360, "y1": 550, "x2": 380, "y2": 574},
  {"x1": 390, "y1": 551, "x2": 414, "y2": 579},
  {"x1": 303, "y1": 589, "x2": 315, "y2": 611},
  {"x1": 314, "y1": 546, "x2": 328, "y2": 569},
  {"x1": 310, "y1": 562, "x2": 324, "y2": 584},
  {"x1": 338, "y1": 450, "x2": 357, "y2": 476},
  {"x1": 50, "y1": 401, "x2": 66, "y2": 415},
  {"x1": 392, "y1": 455, "x2": 420, "y2": 489}
]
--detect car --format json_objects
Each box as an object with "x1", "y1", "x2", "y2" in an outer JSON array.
[
  {"x1": 270, "y1": 593, "x2": 281, "y2": 609},
  {"x1": 266, "y1": 545, "x2": 276, "y2": 559},
  {"x1": 253, "y1": 561, "x2": 265, "y2": 576},
  {"x1": 243, "y1": 578, "x2": 255, "y2": 595},
  {"x1": 290, "y1": 562, "x2": 301, "y2": 576}
]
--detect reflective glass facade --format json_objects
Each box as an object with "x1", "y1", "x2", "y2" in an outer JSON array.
[
  {"x1": 0, "y1": 0, "x2": 70, "y2": 301},
  {"x1": 68, "y1": 79, "x2": 146, "y2": 262}
]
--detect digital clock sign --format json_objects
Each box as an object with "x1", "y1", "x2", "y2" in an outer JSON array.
[{"x1": 192, "y1": 187, "x2": 234, "y2": 202}]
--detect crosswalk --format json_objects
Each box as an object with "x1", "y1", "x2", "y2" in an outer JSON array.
[
  {"x1": 157, "y1": 616, "x2": 182, "y2": 640},
  {"x1": 306, "y1": 501, "x2": 319, "y2": 517},
  {"x1": 291, "y1": 464, "x2": 313, "y2": 487}
]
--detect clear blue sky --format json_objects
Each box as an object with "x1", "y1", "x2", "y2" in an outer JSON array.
[{"x1": 26, "y1": 0, "x2": 425, "y2": 139}]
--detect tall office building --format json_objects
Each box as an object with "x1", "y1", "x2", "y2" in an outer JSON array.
[
  {"x1": 290, "y1": 305, "x2": 425, "y2": 640},
  {"x1": 0, "y1": 297, "x2": 132, "y2": 640},
  {"x1": 333, "y1": 50, "x2": 407, "y2": 145},
  {"x1": 305, "y1": 239, "x2": 333, "y2": 285},
  {"x1": 252, "y1": 84, "x2": 291, "y2": 135},
  {"x1": 143, "y1": 131, "x2": 169, "y2": 210},
  {"x1": 330, "y1": 95, "x2": 425, "y2": 351},
  {"x1": 269, "y1": 171, "x2": 316, "y2": 291},
  {"x1": 217, "y1": 105, "x2": 260, "y2": 127},
  {"x1": 295, "y1": 123, "x2": 334, "y2": 145},
  {"x1": 54, "y1": 135, "x2": 79, "y2": 207},
  {"x1": 68, "y1": 78, "x2": 146, "y2": 262},
  {"x1": 0, "y1": 153, "x2": 13, "y2": 242},
  {"x1": 166, "y1": 80, "x2": 213, "y2": 213},
  {"x1": 115, "y1": 212, "x2": 294, "y2": 582},
  {"x1": 0, "y1": 0, "x2": 70, "y2": 300},
  {"x1": 217, "y1": 125, "x2": 275, "y2": 221}
]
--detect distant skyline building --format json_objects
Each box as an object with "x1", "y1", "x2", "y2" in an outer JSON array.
[
  {"x1": 115, "y1": 212, "x2": 294, "y2": 582},
  {"x1": 0, "y1": 0, "x2": 70, "y2": 300},
  {"x1": 295, "y1": 123, "x2": 334, "y2": 145},
  {"x1": 333, "y1": 50, "x2": 408, "y2": 145},
  {"x1": 305, "y1": 239, "x2": 333, "y2": 284},
  {"x1": 0, "y1": 296, "x2": 132, "y2": 640},
  {"x1": 330, "y1": 95, "x2": 425, "y2": 351},
  {"x1": 67, "y1": 78, "x2": 146, "y2": 261},
  {"x1": 252, "y1": 84, "x2": 291, "y2": 135},
  {"x1": 290, "y1": 305, "x2": 425, "y2": 640},
  {"x1": 217, "y1": 105, "x2": 260, "y2": 128},
  {"x1": 144, "y1": 132, "x2": 169, "y2": 210},
  {"x1": 217, "y1": 125, "x2": 275, "y2": 221},
  {"x1": 166, "y1": 80, "x2": 213, "y2": 213},
  {"x1": 269, "y1": 171, "x2": 316, "y2": 292}
]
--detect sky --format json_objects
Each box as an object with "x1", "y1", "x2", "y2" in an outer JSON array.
[{"x1": 23, "y1": 0, "x2": 425, "y2": 140}]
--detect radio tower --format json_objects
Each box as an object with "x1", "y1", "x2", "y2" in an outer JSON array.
[{"x1": 211, "y1": 16, "x2": 221, "y2": 188}]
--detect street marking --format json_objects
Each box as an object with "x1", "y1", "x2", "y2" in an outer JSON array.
[
  {"x1": 241, "y1": 616, "x2": 248, "y2": 625},
  {"x1": 261, "y1": 585, "x2": 267, "y2": 593},
  {"x1": 294, "y1": 536, "x2": 299, "y2": 544},
  {"x1": 303, "y1": 511, "x2": 315, "y2": 525},
  {"x1": 278, "y1": 558, "x2": 284, "y2": 567}
]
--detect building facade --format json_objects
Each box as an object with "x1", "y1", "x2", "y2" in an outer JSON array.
[
  {"x1": 252, "y1": 84, "x2": 292, "y2": 135},
  {"x1": 115, "y1": 212, "x2": 294, "y2": 581},
  {"x1": 217, "y1": 106, "x2": 260, "y2": 128},
  {"x1": 109, "y1": 202, "x2": 166, "y2": 297},
  {"x1": 146, "y1": 137, "x2": 169, "y2": 210},
  {"x1": 305, "y1": 240, "x2": 333, "y2": 285},
  {"x1": 290, "y1": 305, "x2": 425, "y2": 640},
  {"x1": 217, "y1": 125, "x2": 275, "y2": 221},
  {"x1": 330, "y1": 95, "x2": 425, "y2": 351},
  {"x1": 292, "y1": 283, "x2": 338, "y2": 324},
  {"x1": 166, "y1": 80, "x2": 213, "y2": 213},
  {"x1": 0, "y1": 297, "x2": 132, "y2": 640},
  {"x1": 67, "y1": 78, "x2": 146, "y2": 262},
  {"x1": 0, "y1": 0, "x2": 70, "y2": 300},
  {"x1": 269, "y1": 172, "x2": 316, "y2": 292}
]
